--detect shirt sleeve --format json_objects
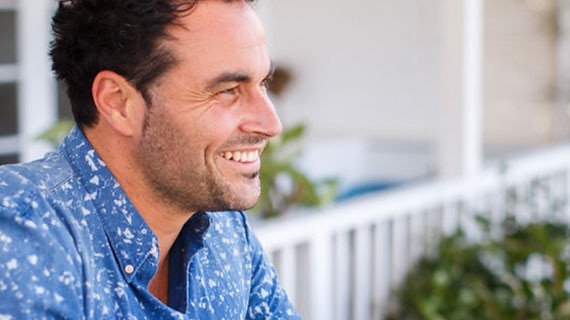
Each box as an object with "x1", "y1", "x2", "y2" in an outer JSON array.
[
  {"x1": 242, "y1": 214, "x2": 302, "y2": 320},
  {"x1": 0, "y1": 204, "x2": 84, "y2": 319}
]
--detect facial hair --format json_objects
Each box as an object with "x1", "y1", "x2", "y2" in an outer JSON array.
[{"x1": 135, "y1": 105, "x2": 262, "y2": 214}]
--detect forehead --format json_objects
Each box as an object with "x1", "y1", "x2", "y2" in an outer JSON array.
[{"x1": 166, "y1": 1, "x2": 268, "y2": 64}]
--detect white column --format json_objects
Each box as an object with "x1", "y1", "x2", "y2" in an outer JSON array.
[
  {"x1": 17, "y1": 0, "x2": 57, "y2": 162},
  {"x1": 437, "y1": 0, "x2": 484, "y2": 179}
]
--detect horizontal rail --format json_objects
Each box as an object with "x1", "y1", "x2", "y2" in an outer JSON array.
[{"x1": 255, "y1": 144, "x2": 570, "y2": 250}]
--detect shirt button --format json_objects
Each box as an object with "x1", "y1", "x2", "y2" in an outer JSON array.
[
  {"x1": 125, "y1": 265, "x2": 134, "y2": 274},
  {"x1": 150, "y1": 246, "x2": 157, "y2": 255}
]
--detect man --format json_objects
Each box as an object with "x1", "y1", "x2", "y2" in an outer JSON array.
[{"x1": 0, "y1": 0, "x2": 300, "y2": 318}]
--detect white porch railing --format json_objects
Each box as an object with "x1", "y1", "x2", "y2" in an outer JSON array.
[{"x1": 254, "y1": 144, "x2": 570, "y2": 320}]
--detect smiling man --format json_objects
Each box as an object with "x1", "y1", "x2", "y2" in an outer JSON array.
[{"x1": 0, "y1": 0, "x2": 300, "y2": 319}]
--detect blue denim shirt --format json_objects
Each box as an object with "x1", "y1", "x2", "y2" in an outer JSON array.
[{"x1": 0, "y1": 127, "x2": 299, "y2": 319}]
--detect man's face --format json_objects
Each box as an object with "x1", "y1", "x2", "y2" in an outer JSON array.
[{"x1": 135, "y1": 0, "x2": 282, "y2": 213}]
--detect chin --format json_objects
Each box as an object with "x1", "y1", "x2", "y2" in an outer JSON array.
[
  {"x1": 219, "y1": 176, "x2": 258, "y2": 204},
  {"x1": 239, "y1": 194, "x2": 261, "y2": 211},
  {"x1": 238, "y1": 198, "x2": 260, "y2": 211}
]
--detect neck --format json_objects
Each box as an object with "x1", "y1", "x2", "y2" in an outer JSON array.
[
  {"x1": 126, "y1": 183, "x2": 193, "y2": 305},
  {"x1": 148, "y1": 251, "x2": 170, "y2": 304},
  {"x1": 85, "y1": 126, "x2": 195, "y2": 241},
  {"x1": 84, "y1": 128, "x2": 195, "y2": 303}
]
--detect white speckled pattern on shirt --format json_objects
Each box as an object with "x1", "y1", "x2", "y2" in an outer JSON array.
[{"x1": 0, "y1": 126, "x2": 300, "y2": 319}]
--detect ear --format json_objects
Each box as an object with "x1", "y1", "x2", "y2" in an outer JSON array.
[{"x1": 91, "y1": 70, "x2": 146, "y2": 137}]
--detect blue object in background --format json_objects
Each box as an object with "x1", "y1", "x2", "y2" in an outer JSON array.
[{"x1": 335, "y1": 181, "x2": 400, "y2": 202}]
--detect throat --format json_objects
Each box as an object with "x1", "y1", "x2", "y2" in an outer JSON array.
[{"x1": 149, "y1": 257, "x2": 170, "y2": 305}]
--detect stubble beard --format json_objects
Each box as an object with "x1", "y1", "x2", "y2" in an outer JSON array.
[{"x1": 137, "y1": 108, "x2": 261, "y2": 214}]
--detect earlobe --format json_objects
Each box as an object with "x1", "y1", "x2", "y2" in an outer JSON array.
[{"x1": 92, "y1": 70, "x2": 144, "y2": 136}]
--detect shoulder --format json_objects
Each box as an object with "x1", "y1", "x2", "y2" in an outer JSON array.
[
  {"x1": 0, "y1": 151, "x2": 74, "y2": 213},
  {"x1": 0, "y1": 154, "x2": 86, "y2": 317},
  {"x1": 0, "y1": 150, "x2": 82, "y2": 249}
]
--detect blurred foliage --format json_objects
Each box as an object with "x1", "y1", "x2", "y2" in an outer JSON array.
[
  {"x1": 386, "y1": 215, "x2": 570, "y2": 320},
  {"x1": 39, "y1": 120, "x2": 337, "y2": 219},
  {"x1": 36, "y1": 119, "x2": 74, "y2": 145},
  {"x1": 252, "y1": 123, "x2": 337, "y2": 219}
]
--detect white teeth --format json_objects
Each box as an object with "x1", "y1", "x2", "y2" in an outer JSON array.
[{"x1": 221, "y1": 150, "x2": 260, "y2": 162}]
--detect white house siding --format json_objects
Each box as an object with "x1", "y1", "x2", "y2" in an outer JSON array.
[
  {"x1": 0, "y1": 0, "x2": 563, "y2": 163},
  {"x1": 259, "y1": 0, "x2": 441, "y2": 143},
  {"x1": 483, "y1": 0, "x2": 558, "y2": 147},
  {"x1": 262, "y1": 0, "x2": 560, "y2": 150}
]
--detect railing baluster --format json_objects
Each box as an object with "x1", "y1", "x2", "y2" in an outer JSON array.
[
  {"x1": 409, "y1": 209, "x2": 425, "y2": 265},
  {"x1": 371, "y1": 221, "x2": 392, "y2": 319},
  {"x1": 564, "y1": 168, "x2": 570, "y2": 221},
  {"x1": 277, "y1": 246, "x2": 297, "y2": 308},
  {"x1": 353, "y1": 225, "x2": 372, "y2": 320},
  {"x1": 308, "y1": 232, "x2": 333, "y2": 320},
  {"x1": 391, "y1": 216, "x2": 409, "y2": 289},
  {"x1": 334, "y1": 231, "x2": 351, "y2": 320},
  {"x1": 442, "y1": 199, "x2": 460, "y2": 236}
]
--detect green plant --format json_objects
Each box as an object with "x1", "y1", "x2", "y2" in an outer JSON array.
[
  {"x1": 37, "y1": 119, "x2": 74, "y2": 145},
  {"x1": 253, "y1": 123, "x2": 337, "y2": 218},
  {"x1": 386, "y1": 215, "x2": 570, "y2": 320},
  {"x1": 39, "y1": 120, "x2": 337, "y2": 219}
]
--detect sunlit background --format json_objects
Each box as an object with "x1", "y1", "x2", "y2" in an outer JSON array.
[
  {"x1": 1, "y1": 0, "x2": 567, "y2": 190},
  {"x1": 1, "y1": 0, "x2": 570, "y2": 319}
]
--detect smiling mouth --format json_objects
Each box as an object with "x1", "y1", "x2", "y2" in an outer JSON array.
[{"x1": 220, "y1": 150, "x2": 260, "y2": 163}]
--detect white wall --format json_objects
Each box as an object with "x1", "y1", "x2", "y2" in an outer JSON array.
[
  {"x1": 259, "y1": 0, "x2": 560, "y2": 150},
  {"x1": 483, "y1": 0, "x2": 557, "y2": 147},
  {"x1": 259, "y1": 0, "x2": 441, "y2": 143}
]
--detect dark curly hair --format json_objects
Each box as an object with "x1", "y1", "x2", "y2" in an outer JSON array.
[{"x1": 50, "y1": 0, "x2": 253, "y2": 128}]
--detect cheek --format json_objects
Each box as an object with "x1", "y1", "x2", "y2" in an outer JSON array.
[
  {"x1": 202, "y1": 108, "x2": 240, "y2": 140},
  {"x1": 176, "y1": 115, "x2": 228, "y2": 160},
  {"x1": 164, "y1": 100, "x2": 243, "y2": 156}
]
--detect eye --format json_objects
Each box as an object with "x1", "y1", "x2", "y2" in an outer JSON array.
[
  {"x1": 213, "y1": 85, "x2": 240, "y2": 105},
  {"x1": 219, "y1": 86, "x2": 238, "y2": 96}
]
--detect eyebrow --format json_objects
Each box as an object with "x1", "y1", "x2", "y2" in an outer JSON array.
[{"x1": 205, "y1": 61, "x2": 275, "y2": 91}]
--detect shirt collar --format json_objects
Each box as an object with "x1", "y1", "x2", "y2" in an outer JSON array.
[{"x1": 60, "y1": 126, "x2": 159, "y2": 283}]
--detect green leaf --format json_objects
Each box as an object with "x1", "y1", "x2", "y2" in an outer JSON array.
[
  {"x1": 280, "y1": 123, "x2": 305, "y2": 144},
  {"x1": 253, "y1": 122, "x2": 338, "y2": 218},
  {"x1": 36, "y1": 119, "x2": 74, "y2": 146}
]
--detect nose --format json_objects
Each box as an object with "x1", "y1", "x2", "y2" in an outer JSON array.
[{"x1": 240, "y1": 89, "x2": 283, "y2": 138}]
